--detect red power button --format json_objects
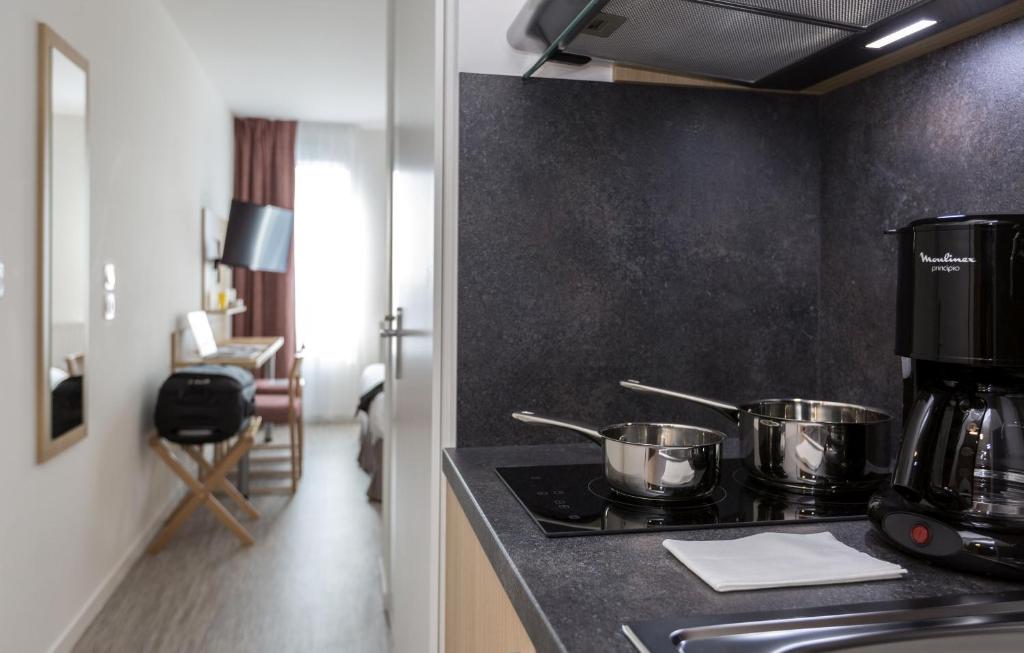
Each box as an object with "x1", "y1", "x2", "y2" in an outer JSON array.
[{"x1": 910, "y1": 523, "x2": 932, "y2": 546}]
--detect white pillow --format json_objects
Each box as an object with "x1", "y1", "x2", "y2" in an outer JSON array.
[
  {"x1": 360, "y1": 363, "x2": 385, "y2": 395},
  {"x1": 50, "y1": 367, "x2": 70, "y2": 389}
]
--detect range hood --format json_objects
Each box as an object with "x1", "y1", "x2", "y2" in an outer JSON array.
[{"x1": 508, "y1": 0, "x2": 1019, "y2": 90}]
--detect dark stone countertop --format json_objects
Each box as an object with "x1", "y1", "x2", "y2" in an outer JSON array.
[{"x1": 443, "y1": 444, "x2": 1023, "y2": 653}]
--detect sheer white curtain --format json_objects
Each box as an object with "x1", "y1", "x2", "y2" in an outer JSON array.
[{"x1": 294, "y1": 122, "x2": 384, "y2": 421}]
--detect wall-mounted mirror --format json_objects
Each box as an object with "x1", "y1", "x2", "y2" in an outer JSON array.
[{"x1": 38, "y1": 24, "x2": 89, "y2": 463}]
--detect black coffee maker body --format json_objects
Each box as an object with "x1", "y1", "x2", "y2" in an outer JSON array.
[{"x1": 869, "y1": 214, "x2": 1024, "y2": 578}]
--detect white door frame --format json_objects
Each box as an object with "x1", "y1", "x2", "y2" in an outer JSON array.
[{"x1": 433, "y1": 0, "x2": 459, "y2": 647}]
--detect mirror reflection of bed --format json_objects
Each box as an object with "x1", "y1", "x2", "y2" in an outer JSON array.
[
  {"x1": 50, "y1": 366, "x2": 83, "y2": 439},
  {"x1": 51, "y1": 311, "x2": 87, "y2": 442}
]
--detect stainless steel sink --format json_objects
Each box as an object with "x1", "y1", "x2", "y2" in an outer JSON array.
[
  {"x1": 623, "y1": 592, "x2": 1024, "y2": 653},
  {"x1": 839, "y1": 630, "x2": 1024, "y2": 653}
]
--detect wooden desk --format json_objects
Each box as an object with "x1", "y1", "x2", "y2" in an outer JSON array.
[
  {"x1": 173, "y1": 336, "x2": 285, "y2": 377},
  {"x1": 170, "y1": 335, "x2": 285, "y2": 496}
]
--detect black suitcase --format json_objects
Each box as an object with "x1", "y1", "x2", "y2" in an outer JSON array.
[{"x1": 154, "y1": 365, "x2": 256, "y2": 443}]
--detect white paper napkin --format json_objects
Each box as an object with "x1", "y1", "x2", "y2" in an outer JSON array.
[{"x1": 663, "y1": 531, "x2": 907, "y2": 592}]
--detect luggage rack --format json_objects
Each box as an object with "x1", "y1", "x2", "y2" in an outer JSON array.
[{"x1": 147, "y1": 417, "x2": 262, "y2": 553}]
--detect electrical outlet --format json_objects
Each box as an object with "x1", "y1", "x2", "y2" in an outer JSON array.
[{"x1": 0, "y1": 261, "x2": 5, "y2": 299}]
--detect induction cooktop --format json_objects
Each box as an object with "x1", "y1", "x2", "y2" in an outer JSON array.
[{"x1": 496, "y1": 459, "x2": 871, "y2": 537}]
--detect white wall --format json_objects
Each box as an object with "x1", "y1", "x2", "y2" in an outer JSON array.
[
  {"x1": 0, "y1": 1, "x2": 233, "y2": 651},
  {"x1": 459, "y1": 0, "x2": 612, "y2": 81}
]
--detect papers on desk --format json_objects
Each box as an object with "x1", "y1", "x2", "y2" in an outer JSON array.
[{"x1": 210, "y1": 344, "x2": 264, "y2": 359}]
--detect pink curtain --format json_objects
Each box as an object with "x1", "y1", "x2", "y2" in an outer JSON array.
[{"x1": 231, "y1": 118, "x2": 297, "y2": 377}]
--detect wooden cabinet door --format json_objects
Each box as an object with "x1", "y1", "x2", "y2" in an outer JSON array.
[{"x1": 445, "y1": 485, "x2": 536, "y2": 653}]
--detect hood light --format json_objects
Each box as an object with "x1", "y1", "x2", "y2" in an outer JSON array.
[{"x1": 866, "y1": 19, "x2": 939, "y2": 49}]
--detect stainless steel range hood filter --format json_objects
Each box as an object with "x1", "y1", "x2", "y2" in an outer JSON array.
[
  {"x1": 508, "y1": 0, "x2": 1002, "y2": 88},
  {"x1": 721, "y1": 0, "x2": 928, "y2": 29},
  {"x1": 570, "y1": 0, "x2": 854, "y2": 84}
]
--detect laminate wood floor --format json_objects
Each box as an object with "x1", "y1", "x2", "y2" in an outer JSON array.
[{"x1": 74, "y1": 422, "x2": 390, "y2": 653}]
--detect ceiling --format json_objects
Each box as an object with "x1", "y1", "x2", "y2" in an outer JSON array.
[{"x1": 161, "y1": 0, "x2": 387, "y2": 126}]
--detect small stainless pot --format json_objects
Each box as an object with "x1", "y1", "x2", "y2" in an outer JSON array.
[
  {"x1": 511, "y1": 411, "x2": 725, "y2": 500},
  {"x1": 620, "y1": 380, "x2": 894, "y2": 493}
]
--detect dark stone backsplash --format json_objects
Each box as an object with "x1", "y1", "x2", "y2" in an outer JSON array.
[
  {"x1": 818, "y1": 18, "x2": 1024, "y2": 421},
  {"x1": 457, "y1": 18, "x2": 1024, "y2": 448},
  {"x1": 458, "y1": 73, "x2": 821, "y2": 449}
]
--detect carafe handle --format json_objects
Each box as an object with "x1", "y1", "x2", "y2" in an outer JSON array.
[{"x1": 893, "y1": 392, "x2": 944, "y2": 499}]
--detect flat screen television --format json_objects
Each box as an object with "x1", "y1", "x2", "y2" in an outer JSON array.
[{"x1": 219, "y1": 199, "x2": 294, "y2": 273}]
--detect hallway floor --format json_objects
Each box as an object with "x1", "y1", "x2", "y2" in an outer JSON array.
[{"x1": 74, "y1": 423, "x2": 389, "y2": 653}]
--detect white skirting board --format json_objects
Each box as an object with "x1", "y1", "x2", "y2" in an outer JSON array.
[{"x1": 47, "y1": 485, "x2": 188, "y2": 653}]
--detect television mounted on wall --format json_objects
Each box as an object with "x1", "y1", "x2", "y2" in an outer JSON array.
[{"x1": 219, "y1": 199, "x2": 294, "y2": 273}]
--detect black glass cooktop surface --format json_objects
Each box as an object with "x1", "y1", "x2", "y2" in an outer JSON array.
[{"x1": 496, "y1": 460, "x2": 870, "y2": 537}]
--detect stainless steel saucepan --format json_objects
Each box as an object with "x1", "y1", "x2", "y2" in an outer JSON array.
[
  {"x1": 511, "y1": 411, "x2": 725, "y2": 500},
  {"x1": 619, "y1": 381, "x2": 894, "y2": 493}
]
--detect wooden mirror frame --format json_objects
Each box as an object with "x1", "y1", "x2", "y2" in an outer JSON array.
[{"x1": 37, "y1": 23, "x2": 90, "y2": 463}]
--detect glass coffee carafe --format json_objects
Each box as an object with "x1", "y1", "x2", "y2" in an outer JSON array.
[{"x1": 897, "y1": 381, "x2": 1024, "y2": 520}]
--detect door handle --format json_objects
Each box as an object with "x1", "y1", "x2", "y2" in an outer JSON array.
[
  {"x1": 381, "y1": 308, "x2": 405, "y2": 379},
  {"x1": 380, "y1": 307, "x2": 416, "y2": 338},
  {"x1": 379, "y1": 327, "x2": 416, "y2": 337},
  {"x1": 379, "y1": 308, "x2": 428, "y2": 379}
]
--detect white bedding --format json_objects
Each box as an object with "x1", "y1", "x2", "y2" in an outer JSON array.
[
  {"x1": 356, "y1": 364, "x2": 388, "y2": 501},
  {"x1": 359, "y1": 363, "x2": 387, "y2": 445}
]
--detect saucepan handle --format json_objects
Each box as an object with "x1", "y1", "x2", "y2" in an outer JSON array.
[
  {"x1": 619, "y1": 380, "x2": 741, "y2": 422},
  {"x1": 511, "y1": 411, "x2": 604, "y2": 446}
]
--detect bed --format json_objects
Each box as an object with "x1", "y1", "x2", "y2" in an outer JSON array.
[{"x1": 356, "y1": 363, "x2": 386, "y2": 501}]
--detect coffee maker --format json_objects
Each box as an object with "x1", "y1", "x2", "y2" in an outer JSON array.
[{"x1": 869, "y1": 214, "x2": 1024, "y2": 579}]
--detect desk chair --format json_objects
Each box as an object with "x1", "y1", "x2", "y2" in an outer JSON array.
[
  {"x1": 254, "y1": 375, "x2": 303, "y2": 395},
  {"x1": 251, "y1": 351, "x2": 305, "y2": 493},
  {"x1": 254, "y1": 344, "x2": 306, "y2": 395},
  {"x1": 253, "y1": 347, "x2": 304, "y2": 447},
  {"x1": 148, "y1": 417, "x2": 262, "y2": 554}
]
